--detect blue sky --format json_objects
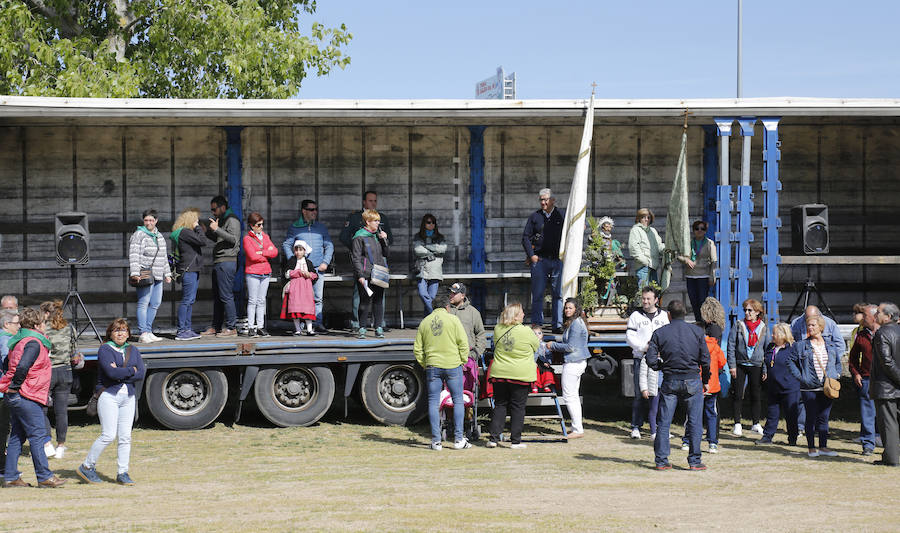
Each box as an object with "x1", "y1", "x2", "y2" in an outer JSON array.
[{"x1": 297, "y1": 1, "x2": 899, "y2": 100}]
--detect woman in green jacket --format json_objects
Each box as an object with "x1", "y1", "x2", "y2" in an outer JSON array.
[{"x1": 487, "y1": 302, "x2": 538, "y2": 449}]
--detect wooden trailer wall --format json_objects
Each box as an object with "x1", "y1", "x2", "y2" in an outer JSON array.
[{"x1": 1, "y1": 117, "x2": 899, "y2": 328}]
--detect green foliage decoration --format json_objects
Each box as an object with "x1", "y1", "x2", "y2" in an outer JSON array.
[{"x1": 0, "y1": 0, "x2": 352, "y2": 98}]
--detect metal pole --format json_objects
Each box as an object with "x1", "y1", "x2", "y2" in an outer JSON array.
[{"x1": 737, "y1": 0, "x2": 743, "y2": 98}]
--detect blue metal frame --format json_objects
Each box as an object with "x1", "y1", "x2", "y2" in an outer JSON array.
[
  {"x1": 734, "y1": 118, "x2": 756, "y2": 315},
  {"x1": 468, "y1": 126, "x2": 487, "y2": 312},
  {"x1": 760, "y1": 118, "x2": 782, "y2": 327},
  {"x1": 225, "y1": 126, "x2": 245, "y2": 294},
  {"x1": 713, "y1": 118, "x2": 735, "y2": 342},
  {"x1": 702, "y1": 126, "x2": 719, "y2": 241}
]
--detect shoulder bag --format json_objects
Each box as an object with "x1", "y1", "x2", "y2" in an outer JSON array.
[
  {"x1": 129, "y1": 234, "x2": 160, "y2": 288},
  {"x1": 364, "y1": 238, "x2": 390, "y2": 289},
  {"x1": 823, "y1": 376, "x2": 841, "y2": 399},
  {"x1": 86, "y1": 346, "x2": 131, "y2": 417}
]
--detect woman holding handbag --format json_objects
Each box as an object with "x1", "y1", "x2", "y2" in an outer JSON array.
[
  {"x1": 789, "y1": 313, "x2": 843, "y2": 458},
  {"x1": 77, "y1": 318, "x2": 146, "y2": 485},
  {"x1": 243, "y1": 212, "x2": 279, "y2": 337},
  {"x1": 351, "y1": 209, "x2": 389, "y2": 339},
  {"x1": 413, "y1": 214, "x2": 447, "y2": 315},
  {"x1": 128, "y1": 209, "x2": 171, "y2": 344}
]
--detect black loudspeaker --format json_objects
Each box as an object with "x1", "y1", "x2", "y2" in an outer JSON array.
[
  {"x1": 55, "y1": 212, "x2": 90, "y2": 265},
  {"x1": 791, "y1": 204, "x2": 829, "y2": 255}
]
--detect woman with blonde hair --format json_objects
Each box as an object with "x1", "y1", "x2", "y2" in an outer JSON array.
[
  {"x1": 727, "y1": 298, "x2": 771, "y2": 437},
  {"x1": 628, "y1": 208, "x2": 664, "y2": 288},
  {"x1": 39, "y1": 300, "x2": 82, "y2": 459},
  {"x1": 170, "y1": 208, "x2": 206, "y2": 341},
  {"x1": 756, "y1": 322, "x2": 801, "y2": 446},
  {"x1": 487, "y1": 302, "x2": 538, "y2": 449}
]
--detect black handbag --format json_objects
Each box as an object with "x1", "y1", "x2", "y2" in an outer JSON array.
[
  {"x1": 86, "y1": 346, "x2": 131, "y2": 417},
  {"x1": 129, "y1": 236, "x2": 160, "y2": 288}
]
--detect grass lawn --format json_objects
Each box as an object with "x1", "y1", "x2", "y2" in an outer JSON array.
[{"x1": 2, "y1": 382, "x2": 897, "y2": 532}]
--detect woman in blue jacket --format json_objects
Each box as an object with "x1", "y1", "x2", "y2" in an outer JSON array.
[
  {"x1": 789, "y1": 314, "x2": 842, "y2": 457},
  {"x1": 547, "y1": 298, "x2": 591, "y2": 439},
  {"x1": 756, "y1": 322, "x2": 801, "y2": 446},
  {"x1": 77, "y1": 318, "x2": 146, "y2": 485}
]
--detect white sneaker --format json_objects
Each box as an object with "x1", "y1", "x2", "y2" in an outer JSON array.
[
  {"x1": 139, "y1": 332, "x2": 155, "y2": 344},
  {"x1": 732, "y1": 423, "x2": 743, "y2": 437},
  {"x1": 681, "y1": 443, "x2": 690, "y2": 451},
  {"x1": 630, "y1": 428, "x2": 641, "y2": 439},
  {"x1": 650, "y1": 433, "x2": 657, "y2": 441},
  {"x1": 453, "y1": 438, "x2": 472, "y2": 450},
  {"x1": 485, "y1": 441, "x2": 498, "y2": 448},
  {"x1": 54, "y1": 445, "x2": 66, "y2": 459},
  {"x1": 709, "y1": 443, "x2": 719, "y2": 454},
  {"x1": 148, "y1": 332, "x2": 163, "y2": 342},
  {"x1": 430, "y1": 442, "x2": 442, "y2": 451},
  {"x1": 510, "y1": 443, "x2": 528, "y2": 449},
  {"x1": 751, "y1": 423, "x2": 764, "y2": 436},
  {"x1": 44, "y1": 441, "x2": 56, "y2": 457}
]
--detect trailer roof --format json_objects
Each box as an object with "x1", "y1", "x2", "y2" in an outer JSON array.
[{"x1": 3, "y1": 96, "x2": 900, "y2": 126}]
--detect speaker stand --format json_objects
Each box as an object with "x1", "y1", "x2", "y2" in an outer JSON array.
[
  {"x1": 62, "y1": 265, "x2": 103, "y2": 342},
  {"x1": 786, "y1": 278, "x2": 835, "y2": 323}
]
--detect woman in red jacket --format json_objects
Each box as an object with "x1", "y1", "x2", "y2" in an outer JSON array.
[
  {"x1": 243, "y1": 212, "x2": 279, "y2": 337},
  {"x1": 0, "y1": 307, "x2": 65, "y2": 487}
]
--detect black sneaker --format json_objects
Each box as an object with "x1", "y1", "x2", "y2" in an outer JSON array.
[
  {"x1": 249, "y1": 328, "x2": 259, "y2": 338},
  {"x1": 258, "y1": 328, "x2": 271, "y2": 337},
  {"x1": 755, "y1": 438, "x2": 773, "y2": 445},
  {"x1": 654, "y1": 463, "x2": 672, "y2": 471},
  {"x1": 689, "y1": 463, "x2": 708, "y2": 471}
]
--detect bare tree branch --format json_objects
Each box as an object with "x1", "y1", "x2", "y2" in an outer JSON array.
[{"x1": 23, "y1": 0, "x2": 83, "y2": 38}]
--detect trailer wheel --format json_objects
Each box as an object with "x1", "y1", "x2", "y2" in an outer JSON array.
[
  {"x1": 145, "y1": 368, "x2": 228, "y2": 430},
  {"x1": 359, "y1": 363, "x2": 426, "y2": 426},
  {"x1": 253, "y1": 365, "x2": 335, "y2": 427}
]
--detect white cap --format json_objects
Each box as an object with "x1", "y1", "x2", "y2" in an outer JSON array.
[{"x1": 293, "y1": 240, "x2": 312, "y2": 255}]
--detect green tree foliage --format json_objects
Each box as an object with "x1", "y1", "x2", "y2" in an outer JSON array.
[{"x1": 0, "y1": 0, "x2": 351, "y2": 98}]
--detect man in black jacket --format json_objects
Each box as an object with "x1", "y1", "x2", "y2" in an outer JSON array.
[
  {"x1": 646, "y1": 300, "x2": 711, "y2": 470},
  {"x1": 872, "y1": 301, "x2": 900, "y2": 466},
  {"x1": 522, "y1": 188, "x2": 564, "y2": 332}
]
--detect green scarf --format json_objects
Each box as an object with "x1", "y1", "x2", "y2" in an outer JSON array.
[
  {"x1": 170, "y1": 227, "x2": 184, "y2": 260},
  {"x1": 105, "y1": 340, "x2": 130, "y2": 350},
  {"x1": 138, "y1": 225, "x2": 161, "y2": 240},
  {"x1": 7, "y1": 328, "x2": 52, "y2": 350},
  {"x1": 353, "y1": 228, "x2": 375, "y2": 239},
  {"x1": 222, "y1": 208, "x2": 235, "y2": 221},
  {"x1": 291, "y1": 217, "x2": 310, "y2": 228}
]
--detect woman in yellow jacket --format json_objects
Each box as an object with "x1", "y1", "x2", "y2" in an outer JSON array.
[{"x1": 487, "y1": 302, "x2": 539, "y2": 449}]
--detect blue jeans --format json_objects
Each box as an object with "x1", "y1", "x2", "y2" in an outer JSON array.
[
  {"x1": 631, "y1": 359, "x2": 660, "y2": 433},
  {"x1": 530, "y1": 257, "x2": 562, "y2": 328},
  {"x1": 654, "y1": 377, "x2": 704, "y2": 467},
  {"x1": 686, "y1": 277, "x2": 710, "y2": 322},
  {"x1": 857, "y1": 377, "x2": 877, "y2": 451},
  {"x1": 801, "y1": 390, "x2": 833, "y2": 449},
  {"x1": 426, "y1": 366, "x2": 464, "y2": 443},
  {"x1": 84, "y1": 387, "x2": 135, "y2": 475},
  {"x1": 703, "y1": 394, "x2": 719, "y2": 444},
  {"x1": 312, "y1": 272, "x2": 325, "y2": 325},
  {"x1": 417, "y1": 278, "x2": 439, "y2": 315},
  {"x1": 212, "y1": 261, "x2": 237, "y2": 330},
  {"x1": 4, "y1": 393, "x2": 53, "y2": 482},
  {"x1": 245, "y1": 273, "x2": 270, "y2": 330},
  {"x1": 135, "y1": 279, "x2": 163, "y2": 334},
  {"x1": 762, "y1": 388, "x2": 800, "y2": 443},
  {"x1": 177, "y1": 272, "x2": 199, "y2": 334},
  {"x1": 635, "y1": 266, "x2": 658, "y2": 289}
]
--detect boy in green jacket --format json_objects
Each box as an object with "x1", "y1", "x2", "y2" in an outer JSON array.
[{"x1": 414, "y1": 292, "x2": 470, "y2": 451}]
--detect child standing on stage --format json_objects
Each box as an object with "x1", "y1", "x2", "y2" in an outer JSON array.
[{"x1": 281, "y1": 240, "x2": 318, "y2": 336}]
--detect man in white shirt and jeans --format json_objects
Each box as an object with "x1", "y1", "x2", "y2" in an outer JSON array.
[{"x1": 626, "y1": 286, "x2": 670, "y2": 439}]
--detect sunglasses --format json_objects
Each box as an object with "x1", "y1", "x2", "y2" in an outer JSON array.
[
  {"x1": 744, "y1": 308, "x2": 755, "y2": 313},
  {"x1": 425, "y1": 220, "x2": 435, "y2": 224},
  {"x1": 303, "y1": 207, "x2": 318, "y2": 211}
]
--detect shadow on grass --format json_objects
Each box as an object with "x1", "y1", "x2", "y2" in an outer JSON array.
[
  {"x1": 724, "y1": 439, "x2": 869, "y2": 463},
  {"x1": 54, "y1": 468, "x2": 117, "y2": 484},
  {"x1": 360, "y1": 431, "x2": 430, "y2": 449},
  {"x1": 573, "y1": 452, "x2": 652, "y2": 468}
]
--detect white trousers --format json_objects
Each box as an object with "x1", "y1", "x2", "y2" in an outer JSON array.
[
  {"x1": 84, "y1": 387, "x2": 135, "y2": 475},
  {"x1": 562, "y1": 360, "x2": 588, "y2": 434}
]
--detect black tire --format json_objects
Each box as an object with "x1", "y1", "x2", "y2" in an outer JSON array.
[
  {"x1": 253, "y1": 365, "x2": 335, "y2": 427},
  {"x1": 145, "y1": 368, "x2": 228, "y2": 430},
  {"x1": 359, "y1": 363, "x2": 427, "y2": 426}
]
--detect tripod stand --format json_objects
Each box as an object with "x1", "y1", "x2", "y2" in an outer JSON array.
[
  {"x1": 62, "y1": 265, "x2": 103, "y2": 342},
  {"x1": 787, "y1": 278, "x2": 836, "y2": 322}
]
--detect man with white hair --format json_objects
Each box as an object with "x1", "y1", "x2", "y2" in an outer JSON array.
[
  {"x1": 0, "y1": 295, "x2": 17, "y2": 312},
  {"x1": 872, "y1": 302, "x2": 900, "y2": 466},
  {"x1": 522, "y1": 188, "x2": 564, "y2": 332}
]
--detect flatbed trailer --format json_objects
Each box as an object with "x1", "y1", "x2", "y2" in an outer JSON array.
[{"x1": 78, "y1": 329, "x2": 626, "y2": 430}]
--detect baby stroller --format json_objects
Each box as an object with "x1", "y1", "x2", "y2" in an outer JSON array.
[{"x1": 439, "y1": 357, "x2": 481, "y2": 441}]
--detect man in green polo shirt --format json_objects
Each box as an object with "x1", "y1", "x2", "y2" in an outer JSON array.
[{"x1": 414, "y1": 292, "x2": 470, "y2": 451}]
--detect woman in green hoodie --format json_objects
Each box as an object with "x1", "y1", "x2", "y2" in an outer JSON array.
[
  {"x1": 350, "y1": 210, "x2": 390, "y2": 339},
  {"x1": 487, "y1": 302, "x2": 538, "y2": 449}
]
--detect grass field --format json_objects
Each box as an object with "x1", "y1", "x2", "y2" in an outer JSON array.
[{"x1": 2, "y1": 384, "x2": 898, "y2": 532}]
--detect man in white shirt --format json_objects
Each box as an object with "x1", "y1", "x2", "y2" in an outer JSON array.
[{"x1": 626, "y1": 286, "x2": 670, "y2": 439}]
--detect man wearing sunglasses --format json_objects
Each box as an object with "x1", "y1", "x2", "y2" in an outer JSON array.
[
  {"x1": 283, "y1": 199, "x2": 334, "y2": 332},
  {"x1": 202, "y1": 195, "x2": 241, "y2": 337}
]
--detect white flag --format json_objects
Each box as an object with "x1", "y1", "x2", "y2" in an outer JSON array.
[{"x1": 559, "y1": 93, "x2": 594, "y2": 300}]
